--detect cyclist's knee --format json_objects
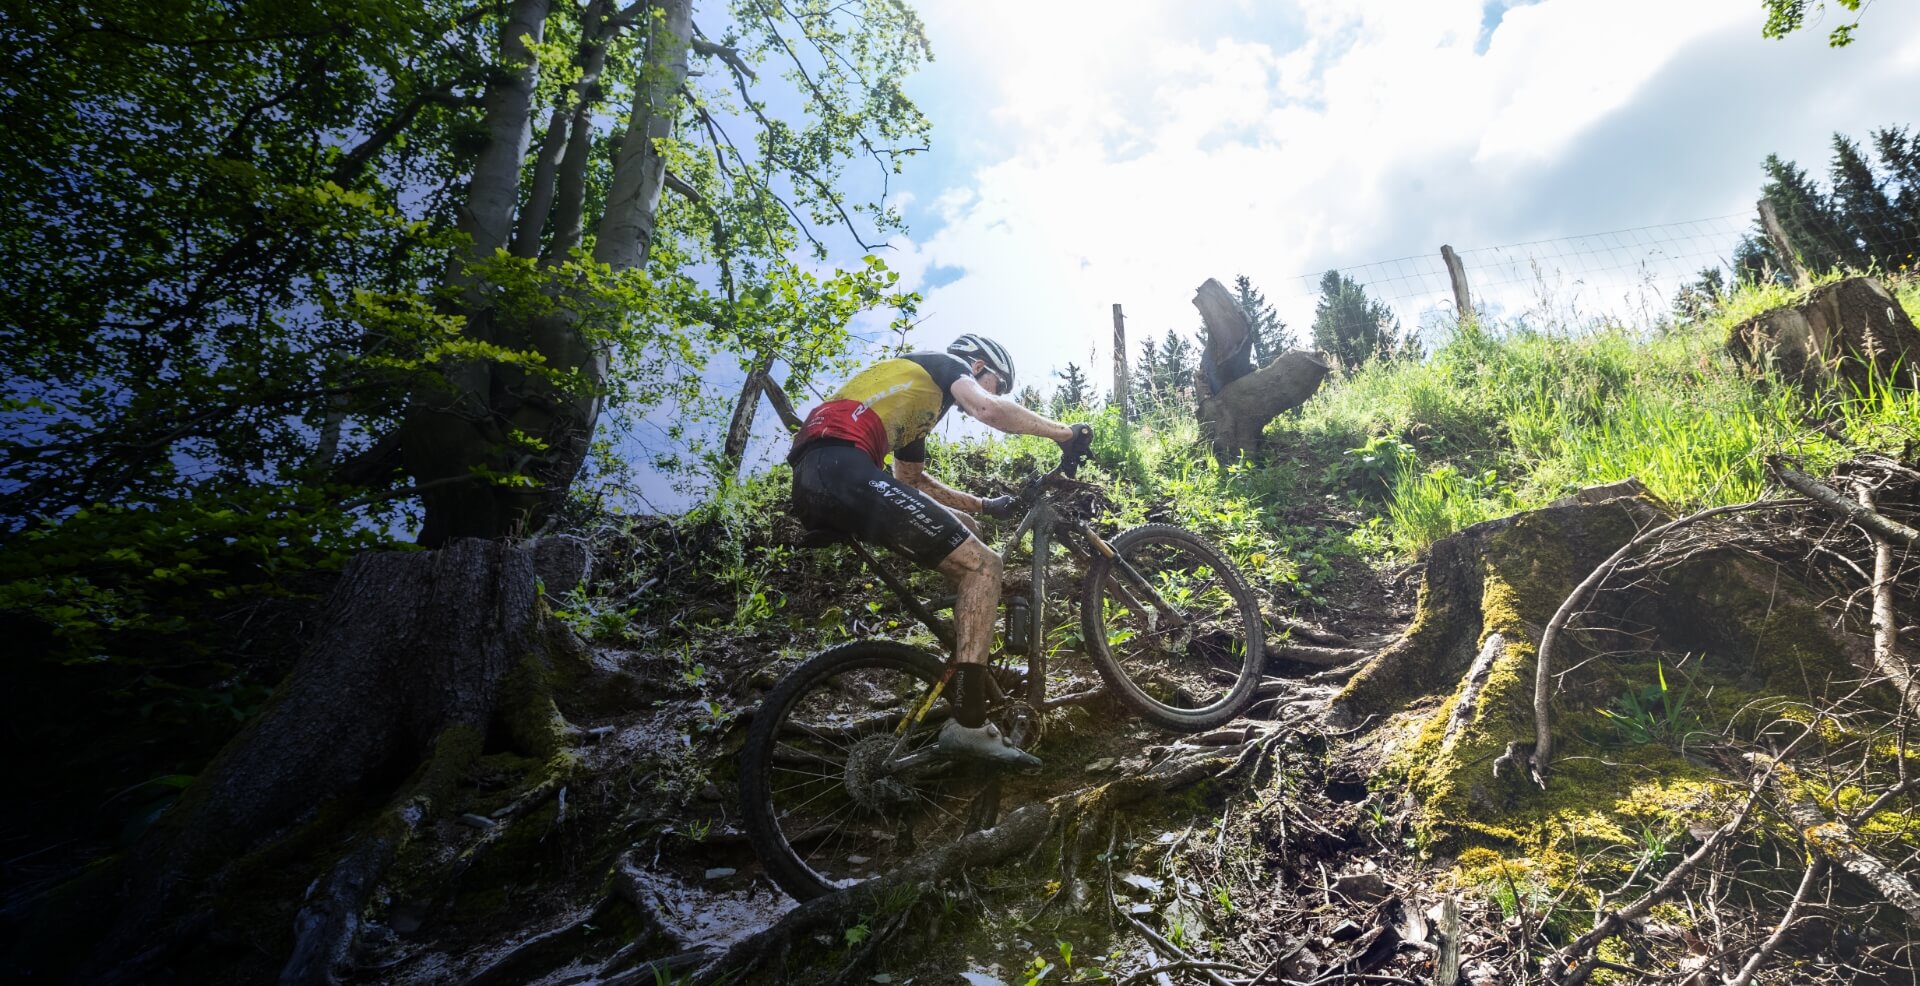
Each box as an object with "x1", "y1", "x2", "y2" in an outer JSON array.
[{"x1": 939, "y1": 537, "x2": 999, "y2": 582}]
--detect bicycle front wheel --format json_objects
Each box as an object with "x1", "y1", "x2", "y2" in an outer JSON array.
[
  {"x1": 1079, "y1": 524, "x2": 1265, "y2": 731},
  {"x1": 738, "y1": 641, "x2": 999, "y2": 901}
]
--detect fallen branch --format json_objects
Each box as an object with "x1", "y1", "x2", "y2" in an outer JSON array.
[
  {"x1": 1725, "y1": 858, "x2": 1827, "y2": 986},
  {"x1": 1270, "y1": 643, "x2": 1371, "y2": 667},
  {"x1": 1119, "y1": 909, "x2": 1244, "y2": 986},
  {"x1": 1761, "y1": 759, "x2": 1920, "y2": 928},
  {"x1": 1528, "y1": 497, "x2": 1809, "y2": 782},
  {"x1": 1859, "y1": 486, "x2": 1915, "y2": 713},
  {"x1": 1546, "y1": 751, "x2": 1777, "y2": 984},
  {"x1": 1769, "y1": 457, "x2": 1919, "y2": 546}
]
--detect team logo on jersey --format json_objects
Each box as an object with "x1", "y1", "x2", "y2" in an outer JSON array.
[{"x1": 851, "y1": 382, "x2": 912, "y2": 420}]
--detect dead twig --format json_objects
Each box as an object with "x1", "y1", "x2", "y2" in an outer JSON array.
[
  {"x1": 1760, "y1": 756, "x2": 1920, "y2": 928},
  {"x1": 1859, "y1": 485, "x2": 1915, "y2": 713},
  {"x1": 1770, "y1": 457, "x2": 1919, "y2": 546},
  {"x1": 1725, "y1": 858, "x2": 1827, "y2": 986},
  {"x1": 1546, "y1": 751, "x2": 1779, "y2": 984}
]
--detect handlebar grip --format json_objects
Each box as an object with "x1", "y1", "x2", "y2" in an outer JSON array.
[{"x1": 1059, "y1": 423, "x2": 1094, "y2": 478}]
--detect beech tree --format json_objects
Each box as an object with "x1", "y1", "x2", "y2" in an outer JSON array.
[{"x1": 2, "y1": 1, "x2": 929, "y2": 980}]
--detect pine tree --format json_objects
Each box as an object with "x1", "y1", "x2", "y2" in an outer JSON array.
[
  {"x1": 1157, "y1": 330, "x2": 1197, "y2": 395},
  {"x1": 1671, "y1": 266, "x2": 1727, "y2": 323},
  {"x1": 1870, "y1": 126, "x2": 1920, "y2": 270},
  {"x1": 1051, "y1": 363, "x2": 1092, "y2": 416},
  {"x1": 1761, "y1": 153, "x2": 1858, "y2": 273},
  {"x1": 1309, "y1": 271, "x2": 1399, "y2": 375},
  {"x1": 1015, "y1": 385, "x2": 1044, "y2": 413},
  {"x1": 1132, "y1": 338, "x2": 1161, "y2": 405},
  {"x1": 1232, "y1": 274, "x2": 1294, "y2": 366},
  {"x1": 1829, "y1": 134, "x2": 1903, "y2": 267}
]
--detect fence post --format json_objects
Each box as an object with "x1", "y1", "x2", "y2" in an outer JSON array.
[
  {"x1": 1112, "y1": 303, "x2": 1129, "y2": 422},
  {"x1": 1440, "y1": 244, "x2": 1472, "y2": 320},
  {"x1": 1757, "y1": 198, "x2": 1811, "y2": 288}
]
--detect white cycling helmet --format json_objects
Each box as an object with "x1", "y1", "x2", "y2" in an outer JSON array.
[{"x1": 947, "y1": 333, "x2": 1015, "y2": 395}]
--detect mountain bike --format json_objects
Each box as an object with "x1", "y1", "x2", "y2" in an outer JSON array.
[{"x1": 738, "y1": 443, "x2": 1265, "y2": 901}]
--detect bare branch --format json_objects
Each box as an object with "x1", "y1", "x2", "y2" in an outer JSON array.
[
  {"x1": 1771, "y1": 456, "x2": 1920, "y2": 546},
  {"x1": 689, "y1": 32, "x2": 758, "y2": 82},
  {"x1": 1529, "y1": 497, "x2": 1814, "y2": 782}
]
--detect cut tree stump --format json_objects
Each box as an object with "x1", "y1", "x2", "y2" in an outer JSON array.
[
  {"x1": 1191, "y1": 278, "x2": 1330, "y2": 461},
  {"x1": 59, "y1": 539, "x2": 587, "y2": 986},
  {"x1": 1328, "y1": 481, "x2": 1886, "y2": 852},
  {"x1": 1725, "y1": 276, "x2": 1920, "y2": 395}
]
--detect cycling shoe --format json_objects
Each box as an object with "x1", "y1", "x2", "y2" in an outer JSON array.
[{"x1": 938, "y1": 720, "x2": 1042, "y2": 769}]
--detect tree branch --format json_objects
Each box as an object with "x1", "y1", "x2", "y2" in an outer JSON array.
[
  {"x1": 1528, "y1": 497, "x2": 1811, "y2": 783},
  {"x1": 1770, "y1": 456, "x2": 1920, "y2": 546}
]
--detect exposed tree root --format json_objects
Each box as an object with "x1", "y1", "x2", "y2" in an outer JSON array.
[
  {"x1": 588, "y1": 740, "x2": 1262, "y2": 985},
  {"x1": 282, "y1": 729, "x2": 483, "y2": 985}
]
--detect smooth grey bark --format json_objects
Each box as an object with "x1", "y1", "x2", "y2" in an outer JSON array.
[
  {"x1": 459, "y1": 0, "x2": 551, "y2": 257},
  {"x1": 516, "y1": 0, "x2": 616, "y2": 260},
  {"x1": 596, "y1": 0, "x2": 693, "y2": 271},
  {"x1": 404, "y1": 0, "x2": 553, "y2": 545}
]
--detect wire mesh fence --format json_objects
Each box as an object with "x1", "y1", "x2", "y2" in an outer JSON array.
[{"x1": 1249, "y1": 209, "x2": 1920, "y2": 365}]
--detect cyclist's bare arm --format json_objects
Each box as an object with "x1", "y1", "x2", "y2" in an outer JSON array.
[
  {"x1": 892, "y1": 459, "x2": 982, "y2": 514},
  {"x1": 950, "y1": 376, "x2": 1075, "y2": 444}
]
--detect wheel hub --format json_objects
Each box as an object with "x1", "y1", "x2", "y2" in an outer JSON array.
[{"x1": 843, "y1": 734, "x2": 915, "y2": 811}]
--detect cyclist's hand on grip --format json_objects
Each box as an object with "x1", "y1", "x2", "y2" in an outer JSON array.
[
  {"x1": 1058, "y1": 423, "x2": 1094, "y2": 476},
  {"x1": 980, "y1": 494, "x2": 1016, "y2": 518}
]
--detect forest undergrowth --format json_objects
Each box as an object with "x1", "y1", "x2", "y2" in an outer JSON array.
[{"x1": 5, "y1": 275, "x2": 1918, "y2": 985}]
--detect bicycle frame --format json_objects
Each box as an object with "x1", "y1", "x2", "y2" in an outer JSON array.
[{"x1": 833, "y1": 462, "x2": 1184, "y2": 752}]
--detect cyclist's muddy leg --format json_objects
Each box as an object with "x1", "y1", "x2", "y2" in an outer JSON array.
[{"x1": 937, "y1": 537, "x2": 1001, "y2": 666}]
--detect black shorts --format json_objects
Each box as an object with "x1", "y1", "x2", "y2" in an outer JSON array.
[{"x1": 791, "y1": 443, "x2": 972, "y2": 567}]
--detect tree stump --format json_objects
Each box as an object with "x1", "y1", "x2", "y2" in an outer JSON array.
[
  {"x1": 57, "y1": 539, "x2": 585, "y2": 985},
  {"x1": 1330, "y1": 485, "x2": 1880, "y2": 853},
  {"x1": 1190, "y1": 278, "x2": 1331, "y2": 461},
  {"x1": 1725, "y1": 276, "x2": 1920, "y2": 395}
]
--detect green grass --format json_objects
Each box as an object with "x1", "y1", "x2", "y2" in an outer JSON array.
[{"x1": 1244, "y1": 273, "x2": 1920, "y2": 554}]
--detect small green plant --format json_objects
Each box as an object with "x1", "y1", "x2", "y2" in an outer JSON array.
[
  {"x1": 1597, "y1": 659, "x2": 1703, "y2": 747},
  {"x1": 843, "y1": 919, "x2": 871, "y2": 947}
]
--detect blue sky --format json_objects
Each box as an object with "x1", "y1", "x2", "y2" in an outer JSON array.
[{"x1": 671, "y1": 0, "x2": 1920, "y2": 490}]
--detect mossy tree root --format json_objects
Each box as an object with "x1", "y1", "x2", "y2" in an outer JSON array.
[
  {"x1": 74, "y1": 539, "x2": 573, "y2": 985},
  {"x1": 281, "y1": 727, "x2": 484, "y2": 985},
  {"x1": 661, "y1": 744, "x2": 1249, "y2": 984}
]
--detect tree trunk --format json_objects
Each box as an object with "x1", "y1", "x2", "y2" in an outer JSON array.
[
  {"x1": 595, "y1": 0, "x2": 693, "y2": 273},
  {"x1": 1726, "y1": 275, "x2": 1920, "y2": 395},
  {"x1": 403, "y1": 0, "x2": 695, "y2": 545},
  {"x1": 1193, "y1": 277, "x2": 1254, "y2": 393},
  {"x1": 1190, "y1": 277, "x2": 1329, "y2": 461},
  {"x1": 75, "y1": 539, "x2": 578, "y2": 983},
  {"x1": 722, "y1": 349, "x2": 779, "y2": 474},
  {"x1": 403, "y1": 0, "x2": 552, "y2": 546}
]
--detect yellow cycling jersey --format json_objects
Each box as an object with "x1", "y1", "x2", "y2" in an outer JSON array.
[
  {"x1": 799, "y1": 353, "x2": 969, "y2": 462},
  {"x1": 829, "y1": 353, "x2": 968, "y2": 454}
]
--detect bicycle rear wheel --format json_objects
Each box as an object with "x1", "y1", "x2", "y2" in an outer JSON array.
[
  {"x1": 738, "y1": 641, "x2": 999, "y2": 900},
  {"x1": 1079, "y1": 523, "x2": 1264, "y2": 731}
]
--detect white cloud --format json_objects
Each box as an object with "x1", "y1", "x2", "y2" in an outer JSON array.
[{"x1": 890, "y1": 0, "x2": 1920, "y2": 386}]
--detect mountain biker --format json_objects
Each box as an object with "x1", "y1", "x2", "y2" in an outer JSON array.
[{"x1": 789, "y1": 334, "x2": 1093, "y2": 768}]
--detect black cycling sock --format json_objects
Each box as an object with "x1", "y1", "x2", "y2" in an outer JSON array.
[{"x1": 954, "y1": 664, "x2": 987, "y2": 728}]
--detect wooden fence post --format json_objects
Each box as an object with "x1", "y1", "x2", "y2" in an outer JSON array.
[
  {"x1": 1440, "y1": 244, "x2": 1472, "y2": 320},
  {"x1": 1112, "y1": 303, "x2": 1129, "y2": 422},
  {"x1": 1757, "y1": 197, "x2": 1811, "y2": 288}
]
